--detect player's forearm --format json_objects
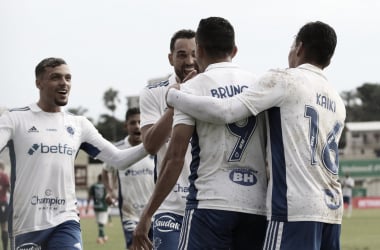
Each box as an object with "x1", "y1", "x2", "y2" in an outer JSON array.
[
  {"x1": 101, "y1": 170, "x2": 113, "y2": 193},
  {"x1": 141, "y1": 109, "x2": 174, "y2": 154},
  {"x1": 99, "y1": 143, "x2": 148, "y2": 170},
  {"x1": 167, "y1": 88, "x2": 251, "y2": 124}
]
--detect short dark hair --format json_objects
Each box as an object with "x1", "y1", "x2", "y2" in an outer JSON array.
[
  {"x1": 196, "y1": 17, "x2": 235, "y2": 59},
  {"x1": 295, "y1": 21, "x2": 337, "y2": 67},
  {"x1": 125, "y1": 107, "x2": 140, "y2": 121},
  {"x1": 35, "y1": 57, "x2": 67, "y2": 78},
  {"x1": 170, "y1": 29, "x2": 196, "y2": 52}
]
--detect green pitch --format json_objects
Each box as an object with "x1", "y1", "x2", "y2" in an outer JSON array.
[
  {"x1": 341, "y1": 209, "x2": 380, "y2": 250},
  {"x1": 80, "y1": 209, "x2": 380, "y2": 250}
]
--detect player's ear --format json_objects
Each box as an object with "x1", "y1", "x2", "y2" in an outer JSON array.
[
  {"x1": 168, "y1": 53, "x2": 174, "y2": 66},
  {"x1": 231, "y1": 46, "x2": 238, "y2": 59},
  {"x1": 35, "y1": 78, "x2": 41, "y2": 90},
  {"x1": 295, "y1": 41, "x2": 303, "y2": 57},
  {"x1": 196, "y1": 43, "x2": 204, "y2": 58}
]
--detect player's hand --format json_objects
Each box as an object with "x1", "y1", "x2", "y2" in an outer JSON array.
[
  {"x1": 131, "y1": 216, "x2": 153, "y2": 250},
  {"x1": 105, "y1": 193, "x2": 116, "y2": 206},
  {"x1": 165, "y1": 84, "x2": 180, "y2": 109},
  {"x1": 182, "y1": 69, "x2": 197, "y2": 83}
]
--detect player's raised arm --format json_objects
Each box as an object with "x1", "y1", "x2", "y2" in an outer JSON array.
[{"x1": 166, "y1": 87, "x2": 252, "y2": 124}]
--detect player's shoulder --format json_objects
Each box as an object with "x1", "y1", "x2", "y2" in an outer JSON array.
[
  {"x1": 145, "y1": 78, "x2": 170, "y2": 90},
  {"x1": 140, "y1": 78, "x2": 171, "y2": 102},
  {"x1": 8, "y1": 106, "x2": 30, "y2": 113},
  {"x1": 114, "y1": 138, "x2": 129, "y2": 149}
]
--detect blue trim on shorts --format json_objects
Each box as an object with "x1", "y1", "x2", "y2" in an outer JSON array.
[
  {"x1": 12, "y1": 220, "x2": 82, "y2": 250},
  {"x1": 263, "y1": 220, "x2": 341, "y2": 250}
]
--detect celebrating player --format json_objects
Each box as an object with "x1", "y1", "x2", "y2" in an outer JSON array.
[
  {"x1": 0, "y1": 57, "x2": 148, "y2": 249},
  {"x1": 167, "y1": 21, "x2": 346, "y2": 250}
]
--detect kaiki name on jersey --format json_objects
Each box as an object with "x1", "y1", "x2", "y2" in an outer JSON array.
[
  {"x1": 316, "y1": 93, "x2": 336, "y2": 112},
  {"x1": 210, "y1": 84, "x2": 248, "y2": 99}
]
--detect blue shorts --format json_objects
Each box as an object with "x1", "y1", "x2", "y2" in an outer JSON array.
[
  {"x1": 11, "y1": 220, "x2": 82, "y2": 250},
  {"x1": 0, "y1": 201, "x2": 9, "y2": 223},
  {"x1": 179, "y1": 208, "x2": 267, "y2": 250},
  {"x1": 153, "y1": 212, "x2": 183, "y2": 250},
  {"x1": 343, "y1": 196, "x2": 351, "y2": 205},
  {"x1": 122, "y1": 219, "x2": 153, "y2": 249},
  {"x1": 263, "y1": 220, "x2": 341, "y2": 250}
]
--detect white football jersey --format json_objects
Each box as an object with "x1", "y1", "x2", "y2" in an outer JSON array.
[
  {"x1": 0, "y1": 103, "x2": 141, "y2": 237},
  {"x1": 104, "y1": 137, "x2": 155, "y2": 222},
  {"x1": 140, "y1": 74, "x2": 192, "y2": 216},
  {"x1": 174, "y1": 62, "x2": 267, "y2": 215},
  {"x1": 236, "y1": 64, "x2": 346, "y2": 223}
]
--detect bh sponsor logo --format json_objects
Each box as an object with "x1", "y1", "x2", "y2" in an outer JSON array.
[
  {"x1": 324, "y1": 189, "x2": 341, "y2": 210},
  {"x1": 28, "y1": 143, "x2": 75, "y2": 156},
  {"x1": 154, "y1": 215, "x2": 180, "y2": 233},
  {"x1": 16, "y1": 243, "x2": 41, "y2": 250},
  {"x1": 229, "y1": 168, "x2": 257, "y2": 186}
]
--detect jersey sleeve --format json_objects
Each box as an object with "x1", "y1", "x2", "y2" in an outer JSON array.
[
  {"x1": 79, "y1": 117, "x2": 148, "y2": 169},
  {"x1": 0, "y1": 111, "x2": 14, "y2": 151},
  {"x1": 139, "y1": 86, "x2": 161, "y2": 128},
  {"x1": 167, "y1": 88, "x2": 252, "y2": 124},
  {"x1": 172, "y1": 82, "x2": 196, "y2": 127},
  {"x1": 236, "y1": 69, "x2": 287, "y2": 115}
]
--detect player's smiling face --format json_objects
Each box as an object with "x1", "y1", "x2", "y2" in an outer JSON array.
[
  {"x1": 126, "y1": 114, "x2": 142, "y2": 146},
  {"x1": 169, "y1": 37, "x2": 197, "y2": 82},
  {"x1": 36, "y1": 64, "x2": 71, "y2": 112}
]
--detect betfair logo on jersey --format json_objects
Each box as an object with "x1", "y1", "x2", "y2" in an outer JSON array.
[
  {"x1": 154, "y1": 215, "x2": 180, "y2": 232},
  {"x1": 229, "y1": 168, "x2": 257, "y2": 186},
  {"x1": 28, "y1": 143, "x2": 75, "y2": 156},
  {"x1": 124, "y1": 168, "x2": 153, "y2": 176}
]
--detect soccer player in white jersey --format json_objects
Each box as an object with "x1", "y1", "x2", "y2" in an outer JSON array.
[
  {"x1": 103, "y1": 107, "x2": 155, "y2": 249},
  {"x1": 133, "y1": 17, "x2": 268, "y2": 250},
  {"x1": 167, "y1": 21, "x2": 346, "y2": 250},
  {"x1": 131, "y1": 30, "x2": 196, "y2": 250},
  {"x1": 0, "y1": 58, "x2": 148, "y2": 250}
]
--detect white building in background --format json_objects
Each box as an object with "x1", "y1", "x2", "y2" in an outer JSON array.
[
  {"x1": 340, "y1": 121, "x2": 380, "y2": 197},
  {"x1": 342, "y1": 121, "x2": 380, "y2": 159}
]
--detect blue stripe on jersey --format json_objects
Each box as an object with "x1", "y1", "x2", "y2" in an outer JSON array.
[
  {"x1": 79, "y1": 142, "x2": 101, "y2": 158},
  {"x1": 7, "y1": 140, "x2": 16, "y2": 237},
  {"x1": 186, "y1": 130, "x2": 200, "y2": 209},
  {"x1": 268, "y1": 107, "x2": 288, "y2": 221},
  {"x1": 117, "y1": 172, "x2": 123, "y2": 218},
  {"x1": 9, "y1": 106, "x2": 30, "y2": 112},
  {"x1": 146, "y1": 79, "x2": 169, "y2": 89},
  {"x1": 153, "y1": 155, "x2": 158, "y2": 183}
]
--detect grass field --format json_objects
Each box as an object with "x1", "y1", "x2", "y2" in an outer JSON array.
[{"x1": 81, "y1": 209, "x2": 380, "y2": 250}]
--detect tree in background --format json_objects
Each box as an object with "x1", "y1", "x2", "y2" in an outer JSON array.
[
  {"x1": 341, "y1": 83, "x2": 380, "y2": 122},
  {"x1": 102, "y1": 88, "x2": 120, "y2": 141},
  {"x1": 67, "y1": 106, "x2": 94, "y2": 123}
]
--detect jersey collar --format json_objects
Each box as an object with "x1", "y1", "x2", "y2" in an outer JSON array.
[
  {"x1": 205, "y1": 62, "x2": 238, "y2": 72},
  {"x1": 297, "y1": 64, "x2": 327, "y2": 80},
  {"x1": 29, "y1": 103, "x2": 65, "y2": 113}
]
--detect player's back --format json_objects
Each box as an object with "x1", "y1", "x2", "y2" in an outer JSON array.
[
  {"x1": 176, "y1": 62, "x2": 267, "y2": 215},
  {"x1": 262, "y1": 64, "x2": 346, "y2": 223}
]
